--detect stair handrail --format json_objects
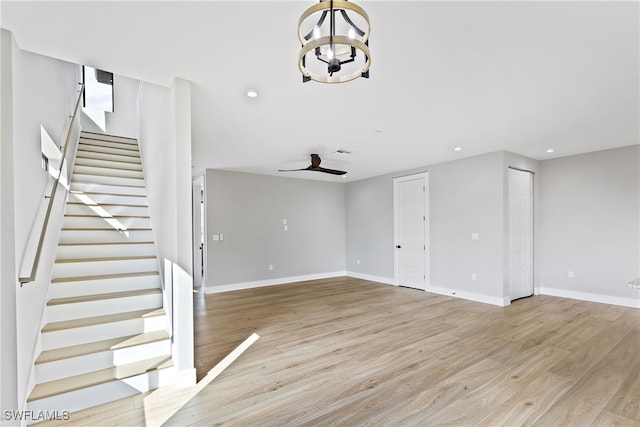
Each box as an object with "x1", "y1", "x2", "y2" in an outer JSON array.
[{"x1": 19, "y1": 83, "x2": 85, "y2": 285}]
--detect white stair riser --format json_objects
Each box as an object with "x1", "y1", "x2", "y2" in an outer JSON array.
[
  {"x1": 54, "y1": 258, "x2": 158, "y2": 278},
  {"x1": 68, "y1": 192, "x2": 147, "y2": 206},
  {"x1": 27, "y1": 367, "x2": 176, "y2": 415},
  {"x1": 64, "y1": 203, "x2": 150, "y2": 217},
  {"x1": 71, "y1": 173, "x2": 144, "y2": 187},
  {"x1": 70, "y1": 182, "x2": 146, "y2": 196},
  {"x1": 80, "y1": 133, "x2": 139, "y2": 144},
  {"x1": 80, "y1": 137, "x2": 139, "y2": 149},
  {"x1": 75, "y1": 158, "x2": 142, "y2": 171},
  {"x1": 73, "y1": 165, "x2": 143, "y2": 179},
  {"x1": 59, "y1": 229, "x2": 154, "y2": 244},
  {"x1": 46, "y1": 293, "x2": 163, "y2": 323},
  {"x1": 35, "y1": 339, "x2": 171, "y2": 384},
  {"x1": 50, "y1": 274, "x2": 161, "y2": 299},
  {"x1": 56, "y1": 242, "x2": 156, "y2": 260},
  {"x1": 76, "y1": 149, "x2": 141, "y2": 165},
  {"x1": 41, "y1": 315, "x2": 167, "y2": 350}
]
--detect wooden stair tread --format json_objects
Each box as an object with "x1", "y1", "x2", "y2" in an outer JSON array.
[
  {"x1": 71, "y1": 180, "x2": 145, "y2": 189},
  {"x1": 79, "y1": 137, "x2": 139, "y2": 147},
  {"x1": 61, "y1": 227, "x2": 151, "y2": 230},
  {"x1": 57, "y1": 241, "x2": 154, "y2": 246},
  {"x1": 51, "y1": 271, "x2": 159, "y2": 283},
  {"x1": 69, "y1": 191, "x2": 146, "y2": 198},
  {"x1": 80, "y1": 131, "x2": 138, "y2": 143},
  {"x1": 70, "y1": 171, "x2": 143, "y2": 179},
  {"x1": 55, "y1": 255, "x2": 156, "y2": 264},
  {"x1": 42, "y1": 308, "x2": 165, "y2": 333},
  {"x1": 36, "y1": 331, "x2": 170, "y2": 364},
  {"x1": 74, "y1": 163, "x2": 143, "y2": 172},
  {"x1": 65, "y1": 203, "x2": 148, "y2": 208},
  {"x1": 48, "y1": 288, "x2": 161, "y2": 306},
  {"x1": 79, "y1": 141, "x2": 139, "y2": 153},
  {"x1": 65, "y1": 214, "x2": 150, "y2": 219},
  {"x1": 75, "y1": 147, "x2": 140, "y2": 158},
  {"x1": 75, "y1": 154, "x2": 142, "y2": 165},
  {"x1": 28, "y1": 355, "x2": 172, "y2": 402}
]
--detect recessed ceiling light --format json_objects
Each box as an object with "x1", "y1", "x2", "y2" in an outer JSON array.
[
  {"x1": 454, "y1": 147, "x2": 462, "y2": 152},
  {"x1": 547, "y1": 148, "x2": 555, "y2": 153},
  {"x1": 246, "y1": 90, "x2": 258, "y2": 98}
]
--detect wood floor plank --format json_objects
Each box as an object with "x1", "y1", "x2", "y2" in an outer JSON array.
[
  {"x1": 602, "y1": 361, "x2": 640, "y2": 423},
  {"x1": 37, "y1": 277, "x2": 640, "y2": 426},
  {"x1": 533, "y1": 327, "x2": 640, "y2": 426}
]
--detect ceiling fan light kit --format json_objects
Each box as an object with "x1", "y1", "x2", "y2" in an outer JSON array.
[{"x1": 298, "y1": 0, "x2": 371, "y2": 83}]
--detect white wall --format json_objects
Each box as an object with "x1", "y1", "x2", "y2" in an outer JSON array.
[
  {"x1": 137, "y1": 78, "x2": 193, "y2": 276},
  {"x1": 205, "y1": 170, "x2": 346, "y2": 289},
  {"x1": 538, "y1": 145, "x2": 639, "y2": 307},
  {"x1": 137, "y1": 81, "x2": 174, "y2": 275},
  {"x1": 138, "y1": 77, "x2": 194, "y2": 383},
  {"x1": 1, "y1": 29, "x2": 19, "y2": 422},
  {"x1": 2, "y1": 33, "x2": 81, "y2": 411},
  {"x1": 104, "y1": 74, "x2": 139, "y2": 138}
]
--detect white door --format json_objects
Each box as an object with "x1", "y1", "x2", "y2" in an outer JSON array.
[
  {"x1": 508, "y1": 168, "x2": 534, "y2": 300},
  {"x1": 394, "y1": 173, "x2": 428, "y2": 290}
]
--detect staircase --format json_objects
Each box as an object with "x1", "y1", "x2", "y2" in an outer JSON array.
[{"x1": 27, "y1": 131, "x2": 175, "y2": 414}]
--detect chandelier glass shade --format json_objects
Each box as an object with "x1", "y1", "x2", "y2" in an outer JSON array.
[{"x1": 298, "y1": 0, "x2": 371, "y2": 83}]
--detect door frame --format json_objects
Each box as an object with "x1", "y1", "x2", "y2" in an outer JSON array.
[
  {"x1": 192, "y1": 175, "x2": 206, "y2": 288},
  {"x1": 393, "y1": 172, "x2": 429, "y2": 291}
]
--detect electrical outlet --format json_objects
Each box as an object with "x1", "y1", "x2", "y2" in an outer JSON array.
[
  {"x1": 471, "y1": 273, "x2": 477, "y2": 281},
  {"x1": 568, "y1": 271, "x2": 574, "y2": 279},
  {"x1": 269, "y1": 265, "x2": 273, "y2": 271},
  {"x1": 357, "y1": 259, "x2": 360, "y2": 265}
]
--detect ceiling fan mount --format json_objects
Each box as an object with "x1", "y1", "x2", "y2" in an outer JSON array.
[{"x1": 279, "y1": 154, "x2": 347, "y2": 176}]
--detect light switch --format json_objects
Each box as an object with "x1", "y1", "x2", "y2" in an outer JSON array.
[
  {"x1": 283, "y1": 219, "x2": 287, "y2": 225},
  {"x1": 284, "y1": 225, "x2": 288, "y2": 231},
  {"x1": 212, "y1": 234, "x2": 219, "y2": 241},
  {"x1": 219, "y1": 234, "x2": 224, "y2": 241},
  {"x1": 471, "y1": 233, "x2": 479, "y2": 240}
]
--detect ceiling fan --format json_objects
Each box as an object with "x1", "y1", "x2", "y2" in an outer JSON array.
[{"x1": 279, "y1": 154, "x2": 347, "y2": 176}]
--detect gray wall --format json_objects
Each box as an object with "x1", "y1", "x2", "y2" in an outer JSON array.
[
  {"x1": 205, "y1": 170, "x2": 345, "y2": 288},
  {"x1": 346, "y1": 152, "x2": 510, "y2": 301},
  {"x1": 538, "y1": 145, "x2": 639, "y2": 299},
  {"x1": 429, "y1": 152, "x2": 505, "y2": 299}
]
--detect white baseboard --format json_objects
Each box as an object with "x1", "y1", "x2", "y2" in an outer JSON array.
[
  {"x1": 205, "y1": 271, "x2": 347, "y2": 294},
  {"x1": 345, "y1": 271, "x2": 396, "y2": 286},
  {"x1": 428, "y1": 285, "x2": 510, "y2": 307},
  {"x1": 538, "y1": 287, "x2": 640, "y2": 309}
]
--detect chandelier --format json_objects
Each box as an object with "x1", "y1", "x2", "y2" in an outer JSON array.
[{"x1": 298, "y1": 0, "x2": 371, "y2": 83}]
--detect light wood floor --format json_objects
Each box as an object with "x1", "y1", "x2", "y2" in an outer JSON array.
[{"x1": 39, "y1": 277, "x2": 639, "y2": 426}]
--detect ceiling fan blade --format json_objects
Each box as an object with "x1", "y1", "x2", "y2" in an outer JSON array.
[
  {"x1": 312, "y1": 167, "x2": 347, "y2": 175},
  {"x1": 278, "y1": 168, "x2": 311, "y2": 172}
]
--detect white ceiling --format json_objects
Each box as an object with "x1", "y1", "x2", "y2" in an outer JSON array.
[{"x1": 2, "y1": 1, "x2": 638, "y2": 182}]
